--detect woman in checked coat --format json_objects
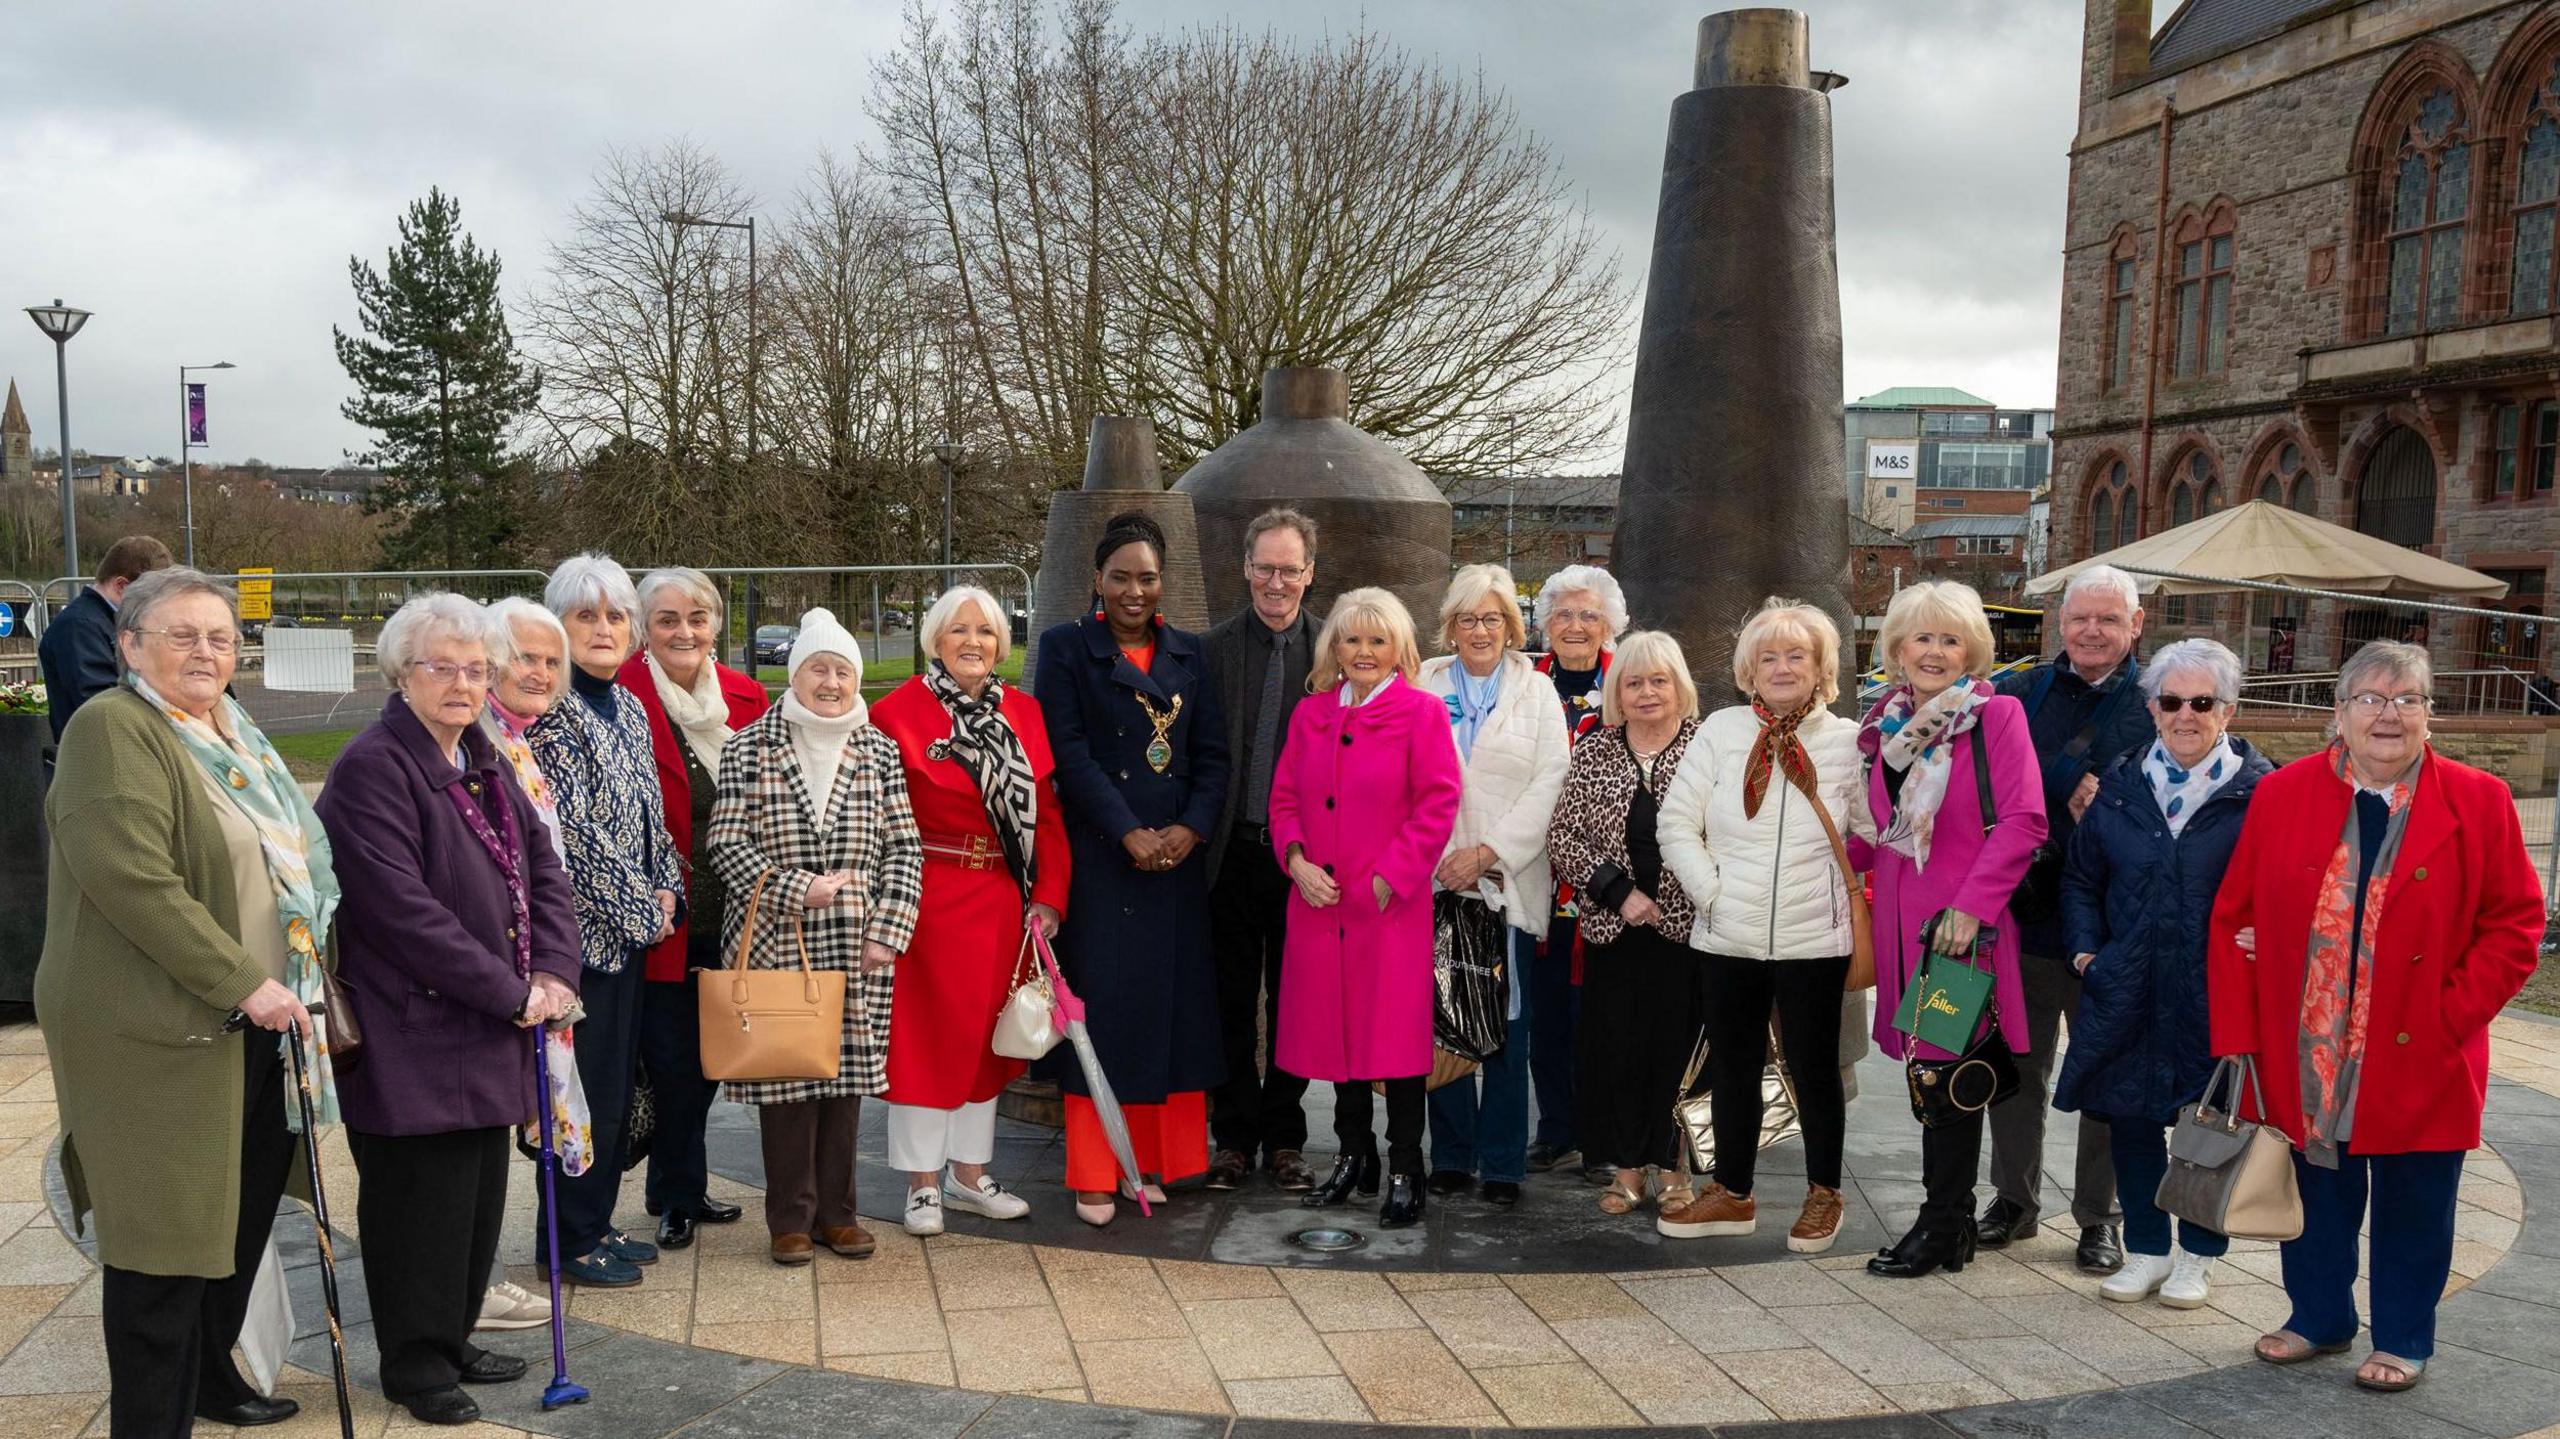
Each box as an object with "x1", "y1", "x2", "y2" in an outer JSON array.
[{"x1": 705, "y1": 610, "x2": 924, "y2": 1266}]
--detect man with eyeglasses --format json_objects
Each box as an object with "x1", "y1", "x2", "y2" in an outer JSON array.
[
  {"x1": 1984, "y1": 563, "x2": 2157, "y2": 1273},
  {"x1": 1200, "y1": 509, "x2": 1323, "y2": 1192},
  {"x1": 40, "y1": 534, "x2": 175, "y2": 774}
]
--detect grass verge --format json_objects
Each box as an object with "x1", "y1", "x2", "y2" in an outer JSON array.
[{"x1": 272, "y1": 728, "x2": 358, "y2": 784}]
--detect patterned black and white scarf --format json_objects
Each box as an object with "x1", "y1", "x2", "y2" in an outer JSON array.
[{"x1": 924, "y1": 660, "x2": 1041, "y2": 899}]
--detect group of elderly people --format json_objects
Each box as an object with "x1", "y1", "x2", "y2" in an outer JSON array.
[{"x1": 31, "y1": 534, "x2": 2541, "y2": 1431}]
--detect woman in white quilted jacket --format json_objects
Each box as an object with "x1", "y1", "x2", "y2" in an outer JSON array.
[
  {"x1": 1655, "y1": 598, "x2": 1875, "y2": 1253},
  {"x1": 1416, "y1": 565, "x2": 1571, "y2": 1207}
]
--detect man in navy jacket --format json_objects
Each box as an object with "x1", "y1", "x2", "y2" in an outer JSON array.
[
  {"x1": 39, "y1": 534, "x2": 173, "y2": 760},
  {"x1": 1985, "y1": 564, "x2": 2155, "y2": 1274}
]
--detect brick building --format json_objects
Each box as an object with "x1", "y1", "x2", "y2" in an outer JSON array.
[
  {"x1": 2055, "y1": 0, "x2": 2560, "y2": 674},
  {"x1": 1445, "y1": 473, "x2": 1618, "y2": 584},
  {"x1": 1844, "y1": 388, "x2": 2052, "y2": 535}
]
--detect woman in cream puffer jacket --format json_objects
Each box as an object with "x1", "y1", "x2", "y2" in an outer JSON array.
[
  {"x1": 1415, "y1": 566, "x2": 1571, "y2": 1202},
  {"x1": 1653, "y1": 598, "x2": 1873, "y2": 1252}
]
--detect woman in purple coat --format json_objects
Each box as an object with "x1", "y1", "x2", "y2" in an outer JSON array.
[
  {"x1": 1270, "y1": 588, "x2": 1464, "y2": 1228},
  {"x1": 317, "y1": 595, "x2": 582, "y2": 1427},
  {"x1": 1851, "y1": 581, "x2": 2049, "y2": 1279}
]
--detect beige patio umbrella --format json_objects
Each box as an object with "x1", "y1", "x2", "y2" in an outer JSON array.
[{"x1": 2027, "y1": 498, "x2": 2509, "y2": 599}]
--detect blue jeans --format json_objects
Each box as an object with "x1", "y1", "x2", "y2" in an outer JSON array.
[
  {"x1": 2104, "y1": 1116, "x2": 2229, "y2": 1258},
  {"x1": 1427, "y1": 929, "x2": 1534, "y2": 1183},
  {"x1": 1530, "y1": 913, "x2": 1579, "y2": 1151},
  {"x1": 2282, "y1": 1146, "x2": 2464, "y2": 1361}
]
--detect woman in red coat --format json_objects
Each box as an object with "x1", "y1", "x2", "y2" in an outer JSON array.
[
  {"x1": 2210, "y1": 641, "x2": 2541, "y2": 1393},
  {"x1": 876, "y1": 586, "x2": 1072, "y2": 1236},
  {"x1": 619, "y1": 567, "x2": 772, "y2": 1249}
]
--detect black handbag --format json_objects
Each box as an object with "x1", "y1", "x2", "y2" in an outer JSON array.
[
  {"x1": 1902, "y1": 901, "x2": 2020, "y2": 1129},
  {"x1": 1431, "y1": 891, "x2": 1510, "y2": 1062},
  {"x1": 621, "y1": 1057, "x2": 657, "y2": 1173}
]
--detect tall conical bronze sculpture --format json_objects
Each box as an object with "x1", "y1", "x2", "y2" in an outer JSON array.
[
  {"x1": 1611, "y1": 9, "x2": 1851, "y2": 696},
  {"x1": 1024, "y1": 415, "x2": 1207, "y2": 680},
  {"x1": 1174, "y1": 367, "x2": 1452, "y2": 631}
]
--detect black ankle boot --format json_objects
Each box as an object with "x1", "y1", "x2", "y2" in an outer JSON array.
[
  {"x1": 1866, "y1": 1217, "x2": 1976, "y2": 1278},
  {"x1": 1380, "y1": 1173, "x2": 1426, "y2": 1228},
  {"x1": 1303, "y1": 1154, "x2": 1381, "y2": 1207}
]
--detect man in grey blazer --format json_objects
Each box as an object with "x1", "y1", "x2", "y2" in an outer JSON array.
[{"x1": 1200, "y1": 509, "x2": 1322, "y2": 1192}]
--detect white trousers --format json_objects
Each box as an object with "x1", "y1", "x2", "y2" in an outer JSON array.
[{"x1": 884, "y1": 1098, "x2": 999, "y2": 1173}]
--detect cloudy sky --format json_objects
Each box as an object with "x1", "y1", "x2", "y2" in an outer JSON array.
[{"x1": 1, "y1": 0, "x2": 2104, "y2": 471}]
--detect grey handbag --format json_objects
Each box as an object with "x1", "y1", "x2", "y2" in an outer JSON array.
[{"x1": 2156, "y1": 1056, "x2": 2304, "y2": 1242}]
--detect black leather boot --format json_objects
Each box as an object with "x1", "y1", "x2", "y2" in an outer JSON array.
[
  {"x1": 1379, "y1": 1173, "x2": 1426, "y2": 1228},
  {"x1": 1866, "y1": 1218, "x2": 1977, "y2": 1278},
  {"x1": 1303, "y1": 1154, "x2": 1381, "y2": 1207}
]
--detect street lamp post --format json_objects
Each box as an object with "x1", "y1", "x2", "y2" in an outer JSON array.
[
  {"x1": 24, "y1": 300, "x2": 91, "y2": 581},
  {"x1": 662, "y1": 211, "x2": 757, "y2": 641},
  {"x1": 934, "y1": 441, "x2": 961, "y2": 594},
  {"x1": 179, "y1": 360, "x2": 236, "y2": 569}
]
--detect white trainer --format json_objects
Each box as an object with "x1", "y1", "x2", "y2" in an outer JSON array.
[
  {"x1": 2160, "y1": 1250, "x2": 2214, "y2": 1309},
  {"x1": 945, "y1": 1173, "x2": 1031, "y2": 1221},
  {"x1": 472, "y1": 1279, "x2": 551, "y2": 1331},
  {"x1": 903, "y1": 1186, "x2": 946, "y2": 1236},
  {"x1": 2100, "y1": 1252, "x2": 2174, "y2": 1303}
]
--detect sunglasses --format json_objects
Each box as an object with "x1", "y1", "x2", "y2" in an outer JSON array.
[{"x1": 2152, "y1": 694, "x2": 2221, "y2": 713}]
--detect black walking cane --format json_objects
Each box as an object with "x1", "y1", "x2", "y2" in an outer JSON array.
[{"x1": 284, "y1": 1019, "x2": 359, "y2": 1439}]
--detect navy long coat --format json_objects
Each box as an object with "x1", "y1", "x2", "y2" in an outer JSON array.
[
  {"x1": 1031, "y1": 614, "x2": 1231, "y2": 1104},
  {"x1": 2054, "y1": 736, "x2": 2272, "y2": 1126}
]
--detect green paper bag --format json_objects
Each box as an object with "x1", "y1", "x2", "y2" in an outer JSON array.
[{"x1": 1891, "y1": 919, "x2": 1998, "y2": 1054}]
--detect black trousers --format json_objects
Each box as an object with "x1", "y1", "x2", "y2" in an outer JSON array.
[
  {"x1": 1209, "y1": 833, "x2": 1309, "y2": 1159},
  {"x1": 1332, "y1": 1078, "x2": 1426, "y2": 1178},
  {"x1": 102, "y1": 1035, "x2": 294, "y2": 1439},
  {"x1": 1530, "y1": 911, "x2": 1580, "y2": 1151},
  {"x1": 640, "y1": 972, "x2": 719, "y2": 1217},
  {"x1": 347, "y1": 1126, "x2": 510, "y2": 1398},
  {"x1": 1577, "y1": 929, "x2": 1701, "y2": 1172},
  {"x1": 543, "y1": 953, "x2": 642, "y2": 1260},
  {"x1": 1920, "y1": 1106, "x2": 1988, "y2": 1229},
  {"x1": 1699, "y1": 950, "x2": 1851, "y2": 1195}
]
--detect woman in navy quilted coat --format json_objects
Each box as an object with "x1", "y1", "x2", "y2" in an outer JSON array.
[{"x1": 2056, "y1": 638, "x2": 2272, "y2": 1311}]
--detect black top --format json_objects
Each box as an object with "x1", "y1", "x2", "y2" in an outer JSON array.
[
  {"x1": 570, "y1": 664, "x2": 619, "y2": 719},
  {"x1": 1625, "y1": 780, "x2": 1664, "y2": 898},
  {"x1": 682, "y1": 742, "x2": 727, "y2": 970}
]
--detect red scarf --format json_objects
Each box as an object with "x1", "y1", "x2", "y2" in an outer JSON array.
[{"x1": 1743, "y1": 698, "x2": 1818, "y2": 819}]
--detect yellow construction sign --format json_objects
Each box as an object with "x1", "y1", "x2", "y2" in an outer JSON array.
[{"x1": 238, "y1": 566, "x2": 274, "y2": 622}]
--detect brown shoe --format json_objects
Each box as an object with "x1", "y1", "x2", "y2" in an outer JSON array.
[
  {"x1": 770, "y1": 1234, "x2": 815, "y2": 1266},
  {"x1": 1204, "y1": 1149, "x2": 1251, "y2": 1191},
  {"x1": 819, "y1": 1224, "x2": 876, "y2": 1259},
  {"x1": 1269, "y1": 1150, "x2": 1316, "y2": 1192},
  {"x1": 1656, "y1": 1183, "x2": 1757, "y2": 1240},
  {"x1": 1788, "y1": 1184, "x2": 1845, "y2": 1254}
]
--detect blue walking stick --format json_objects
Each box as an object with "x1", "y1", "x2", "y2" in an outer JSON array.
[{"x1": 533, "y1": 1030, "x2": 591, "y2": 1410}]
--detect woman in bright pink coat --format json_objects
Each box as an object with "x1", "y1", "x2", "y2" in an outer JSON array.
[
  {"x1": 1847, "y1": 581, "x2": 2048, "y2": 1281},
  {"x1": 1269, "y1": 588, "x2": 1463, "y2": 1228}
]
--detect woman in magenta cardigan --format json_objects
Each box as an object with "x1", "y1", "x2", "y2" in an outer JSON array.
[
  {"x1": 1270, "y1": 587, "x2": 1464, "y2": 1228},
  {"x1": 1853, "y1": 580, "x2": 2049, "y2": 1278},
  {"x1": 619, "y1": 567, "x2": 772, "y2": 1249}
]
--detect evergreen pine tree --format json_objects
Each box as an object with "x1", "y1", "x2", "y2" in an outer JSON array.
[{"x1": 334, "y1": 188, "x2": 541, "y2": 569}]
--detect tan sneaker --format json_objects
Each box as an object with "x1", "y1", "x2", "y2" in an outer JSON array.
[
  {"x1": 1656, "y1": 1182, "x2": 1756, "y2": 1239},
  {"x1": 1788, "y1": 1184, "x2": 1846, "y2": 1254}
]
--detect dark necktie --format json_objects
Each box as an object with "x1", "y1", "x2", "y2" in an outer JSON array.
[{"x1": 1244, "y1": 627, "x2": 1288, "y2": 823}]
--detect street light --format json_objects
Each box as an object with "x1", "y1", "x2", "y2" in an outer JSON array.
[
  {"x1": 934, "y1": 441, "x2": 962, "y2": 593},
  {"x1": 179, "y1": 360, "x2": 236, "y2": 568},
  {"x1": 663, "y1": 210, "x2": 759, "y2": 640},
  {"x1": 25, "y1": 301, "x2": 90, "y2": 582}
]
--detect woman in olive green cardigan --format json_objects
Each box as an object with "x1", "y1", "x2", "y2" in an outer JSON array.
[{"x1": 36, "y1": 567, "x2": 329, "y2": 1439}]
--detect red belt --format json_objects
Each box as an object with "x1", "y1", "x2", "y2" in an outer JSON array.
[{"x1": 921, "y1": 832, "x2": 1001, "y2": 871}]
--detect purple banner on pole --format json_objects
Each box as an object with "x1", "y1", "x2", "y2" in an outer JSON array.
[{"x1": 186, "y1": 383, "x2": 208, "y2": 445}]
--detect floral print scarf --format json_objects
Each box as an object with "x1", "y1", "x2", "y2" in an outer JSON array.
[
  {"x1": 2298, "y1": 742, "x2": 2419, "y2": 1169},
  {"x1": 1859, "y1": 676, "x2": 1996, "y2": 872}
]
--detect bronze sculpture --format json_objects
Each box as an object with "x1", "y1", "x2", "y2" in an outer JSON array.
[{"x1": 1024, "y1": 415, "x2": 1208, "y2": 680}]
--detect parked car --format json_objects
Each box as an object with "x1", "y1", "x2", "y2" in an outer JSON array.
[{"x1": 752, "y1": 624, "x2": 798, "y2": 667}]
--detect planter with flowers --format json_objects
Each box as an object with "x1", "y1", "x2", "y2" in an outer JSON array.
[{"x1": 0, "y1": 680, "x2": 48, "y2": 1006}]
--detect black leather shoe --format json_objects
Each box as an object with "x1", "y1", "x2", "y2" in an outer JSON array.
[
  {"x1": 1426, "y1": 1168, "x2": 1474, "y2": 1197},
  {"x1": 1268, "y1": 1150, "x2": 1317, "y2": 1192},
  {"x1": 195, "y1": 1395, "x2": 300, "y2": 1427},
  {"x1": 1866, "y1": 1219, "x2": 1977, "y2": 1278},
  {"x1": 1580, "y1": 1161, "x2": 1616, "y2": 1187},
  {"x1": 1380, "y1": 1173, "x2": 1426, "y2": 1228},
  {"x1": 1525, "y1": 1142, "x2": 1581, "y2": 1173},
  {"x1": 1205, "y1": 1149, "x2": 1251, "y2": 1191},
  {"x1": 1303, "y1": 1154, "x2": 1382, "y2": 1207},
  {"x1": 1975, "y1": 1197, "x2": 2036, "y2": 1249},
  {"x1": 658, "y1": 1209, "x2": 697, "y2": 1250},
  {"x1": 459, "y1": 1350, "x2": 529, "y2": 1384},
  {"x1": 696, "y1": 1197, "x2": 744, "y2": 1224},
  {"x1": 1482, "y1": 1180, "x2": 1521, "y2": 1207},
  {"x1": 2076, "y1": 1223, "x2": 2125, "y2": 1274},
  {"x1": 401, "y1": 1386, "x2": 483, "y2": 1426}
]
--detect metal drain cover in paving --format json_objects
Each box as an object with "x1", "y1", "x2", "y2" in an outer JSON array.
[{"x1": 1289, "y1": 1226, "x2": 1365, "y2": 1252}]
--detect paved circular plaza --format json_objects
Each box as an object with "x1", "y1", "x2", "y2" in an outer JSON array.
[{"x1": 3, "y1": 1015, "x2": 2559, "y2": 1437}]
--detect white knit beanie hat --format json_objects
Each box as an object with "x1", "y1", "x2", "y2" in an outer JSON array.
[{"x1": 787, "y1": 607, "x2": 863, "y2": 684}]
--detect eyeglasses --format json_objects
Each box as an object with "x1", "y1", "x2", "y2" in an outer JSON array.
[
  {"x1": 2152, "y1": 694, "x2": 2220, "y2": 713},
  {"x1": 1453, "y1": 613, "x2": 1508, "y2": 632},
  {"x1": 1249, "y1": 564, "x2": 1309, "y2": 584},
  {"x1": 2347, "y1": 691, "x2": 2431, "y2": 714},
  {"x1": 413, "y1": 660, "x2": 493, "y2": 686},
  {"x1": 1548, "y1": 608, "x2": 1606, "y2": 626},
  {"x1": 139, "y1": 627, "x2": 238, "y2": 655}
]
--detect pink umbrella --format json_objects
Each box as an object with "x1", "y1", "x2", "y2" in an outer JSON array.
[{"x1": 1030, "y1": 926, "x2": 1152, "y2": 1217}]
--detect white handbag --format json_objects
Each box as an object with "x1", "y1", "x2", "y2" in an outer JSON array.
[{"x1": 990, "y1": 927, "x2": 1063, "y2": 1060}]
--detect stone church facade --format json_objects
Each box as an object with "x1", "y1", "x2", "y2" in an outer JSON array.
[{"x1": 2057, "y1": 0, "x2": 2560, "y2": 677}]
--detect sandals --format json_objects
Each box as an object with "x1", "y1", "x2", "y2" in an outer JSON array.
[
  {"x1": 2254, "y1": 1330, "x2": 2351, "y2": 1365},
  {"x1": 1598, "y1": 1179, "x2": 1648, "y2": 1216},
  {"x1": 2355, "y1": 1352, "x2": 2425, "y2": 1392},
  {"x1": 1656, "y1": 1182, "x2": 1697, "y2": 1213}
]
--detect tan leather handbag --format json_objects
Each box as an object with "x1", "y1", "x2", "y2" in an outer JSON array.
[
  {"x1": 1803, "y1": 786, "x2": 1876, "y2": 992},
  {"x1": 698, "y1": 872, "x2": 850, "y2": 1083}
]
